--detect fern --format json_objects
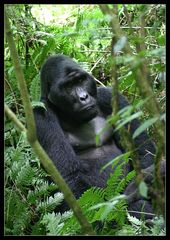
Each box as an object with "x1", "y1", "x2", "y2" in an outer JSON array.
[
  {"x1": 59, "y1": 188, "x2": 106, "y2": 235},
  {"x1": 105, "y1": 157, "x2": 135, "y2": 199},
  {"x1": 41, "y1": 212, "x2": 64, "y2": 235},
  {"x1": 79, "y1": 187, "x2": 106, "y2": 207},
  {"x1": 5, "y1": 189, "x2": 32, "y2": 235},
  {"x1": 105, "y1": 163, "x2": 124, "y2": 199},
  {"x1": 59, "y1": 211, "x2": 80, "y2": 236},
  {"x1": 115, "y1": 170, "x2": 136, "y2": 194},
  {"x1": 58, "y1": 160, "x2": 135, "y2": 235},
  {"x1": 36, "y1": 192, "x2": 64, "y2": 213},
  {"x1": 40, "y1": 211, "x2": 72, "y2": 236},
  {"x1": 79, "y1": 187, "x2": 106, "y2": 223},
  {"x1": 5, "y1": 128, "x2": 65, "y2": 235},
  {"x1": 31, "y1": 101, "x2": 46, "y2": 109},
  {"x1": 5, "y1": 133, "x2": 136, "y2": 236},
  {"x1": 15, "y1": 163, "x2": 38, "y2": 189},
  {"x1": 149, "y1": 216, "x2": 166, "y2": 236},
  {"x1": 29, "y1": 74, "x2": 40, "y2": 101},
  {"x1": 91, "y1": 195, "x2": 126, "y2": 222},
  {"x1": 116, "y1": 214, "x2": 166, "y2": 236},
  {"x1": 27, "y1": 181, "x2": 58, "y2": 204},
  {"x1": 127, "y1": 213, "x2": 143, "y2": 226}
]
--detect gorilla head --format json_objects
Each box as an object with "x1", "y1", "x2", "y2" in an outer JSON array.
[{"x1": 40, "y1": 55, "x2": 98, "y2": 123}]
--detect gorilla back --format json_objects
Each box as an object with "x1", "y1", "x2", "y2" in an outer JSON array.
[{"x1": 34, "y1": 54, "x2": 156, "y2": 218}]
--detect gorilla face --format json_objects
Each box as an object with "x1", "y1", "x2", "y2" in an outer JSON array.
[{"x1": 44, "y1": 57, "x2": 98, "y2": 123}]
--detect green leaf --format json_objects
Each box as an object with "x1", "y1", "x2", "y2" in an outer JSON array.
[
  {"x1": 115, "y1": 111, "x2": 143, "y2": 131},
  {"x1": 127, "y1": 213, "x2": 142, "y2": 226},
  {"x1": 132, "y1": 117, "x2": 158, "y2": 139},
  {"x1": 30, "y1": 75, "x2": 40, "y2": 102},
  {"x1": 118, "y1": 105, "x2": 134, "y2": 117},
  {"x1": 114, "y1": 36, "x2": 127, "y2": 54},
  {"x1": 158, "y1": 35, "x2": 165, "y2": 46},
  {"x1": 32, "y1": 101, "x2": 46, "y2": 110},
  {"x1": 89, "y1": 195, "x2": 125, "y2": 221},
  {"x1": 101, "y1": 151, "x2": 131, "y2": 171},
  {"x1": 134, "y1": 97, "x2": 150, "y2": 110},
  {"x1": 139, "y1": 181, "x2": 148, "y2": 198}
]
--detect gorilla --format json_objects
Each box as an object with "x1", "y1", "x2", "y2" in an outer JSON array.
[{"x1": 33, "y1": 54, "x2": 157, "y2": 219}]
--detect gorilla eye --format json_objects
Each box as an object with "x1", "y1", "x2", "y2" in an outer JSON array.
[
  {"x1": 78, "y1": 77, "x2": 85, "y2": 84},
  {"x1": 65, "y1": 81, "x2": 73, "y2": 91},
  {"x1": 78, "y1": 79, "x2": 83, "y2": 84}
]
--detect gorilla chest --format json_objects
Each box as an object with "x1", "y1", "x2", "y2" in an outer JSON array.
[
  {"x1": 65, "y1": 116, "x2": 113, "y2": 150},
  {"x1": 65, "y1": 116, "x2": 123, "y2": 184}
]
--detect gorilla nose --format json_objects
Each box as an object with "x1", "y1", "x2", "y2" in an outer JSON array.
[
  {"x1": 76, "y1": 87, "x2": 89, "y2": 102},
  {"x1": 80, "y1": 92, "x2": 88, "y2": 101}
]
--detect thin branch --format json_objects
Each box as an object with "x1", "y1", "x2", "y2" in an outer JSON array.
[
  {"x1": 5, "y1": 104, "x2": 26, "y2": 132},
  {"x1": 5, "y1": 76, "x2": 19, "y2": 115},
  {"x1": 5, "y1": 9, "x2": 36, "y2": 143},
  {"x1": 94, "y1": 77, "x2": 106, "y2": 87},
  {"x1": 99, "y1": 4, "x2": 165, "y2": 217},
  {"x1": 5, "y1": 8, "x2": 96, "y2": 235}
]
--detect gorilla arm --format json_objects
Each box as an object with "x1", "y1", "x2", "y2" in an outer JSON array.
[
  {"x1": 33, "y1": 106, "x2": 89, "y2": 199},
  {"x1": 97, "y1": 87, "x2": 164, "y2": 219},
  {"x1": 97, "y1": 87, "x2": 156, "y2": 169}
]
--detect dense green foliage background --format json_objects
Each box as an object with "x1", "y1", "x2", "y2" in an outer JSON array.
[{"x1": 5, "y1": 4, "x2": 165, "y2": 236}]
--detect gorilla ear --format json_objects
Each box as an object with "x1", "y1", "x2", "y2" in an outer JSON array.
[
  {"x1": 40, "y1": 79, "x2": 50, "y2": 102},
  {"x1": 46, "y1": 86, "x2": 59, "y2": 105}
]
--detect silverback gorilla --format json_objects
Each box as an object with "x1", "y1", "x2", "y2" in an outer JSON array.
[{"x1": 34, "y1": 54, "x2": 157, "y2": 219}]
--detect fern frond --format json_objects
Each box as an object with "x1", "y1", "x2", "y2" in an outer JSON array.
[
  {"x1": 29, "y1": 75, "x2": 40, "y2": 101},
  {"x1": 41, "y1": 211, "x2": 73, "y2": 236},
  {"x1": 36, "y1": 192, "x2": 64, "y2": 213},
  {"x1": 32, "y1": 101, "x2": 46, "y2": 110},
  {"x1": 91, "y1": 195, "x2": 126, "y2": 222},
  {"x1": 115, "y1": 170, "x2": 136, "y2": 193},
  {"x1": 41, "y1": 212, "x2": 64, "y2": 235},
  {"x1": 109, "y1": 199, "x2": 127, "y2": 225},
  {"x1": 59, "y1": 187, "x2": 107, "y2": 235},
  {"x1": 15, "y1": 164, "x2": 37, "y2": 189},
  {"x1": 5, "y1": 189, "x2": 31, "y2": 235},
  {"x1": 105, "y1": 162, "x2": 124, "y2": 199},
  {"x1": 127, "y1": 212, "x2": 143, "y2": 226},
  {"x1": 79, "y1": 187, "x2": 106, "y2": 206},
  {"x1": 27, "y1": 181, "x2": 58, "y2": 204},
  {"x1": 79, "y1": 187, "x2": 106, "y2": 219}
]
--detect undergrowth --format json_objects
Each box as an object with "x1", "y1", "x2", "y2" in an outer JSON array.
[{"x1": 5, "y1": 127, "x2": 165, "y2": 236}]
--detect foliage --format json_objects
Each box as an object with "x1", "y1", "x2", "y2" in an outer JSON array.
[
  {"x1": 5, "y1": 4, "x2": 165, "y2": 236},
  {"x1": 5, "y1": 4, "x2": 165, "y2": 111},
  {"x1": 38, "y1": 157, "x2": 135, "y2": 235},
  {"x1": 5, "y1": 129, "x2": 63, "y2": 235},
  {"x1": 5, "y1": 125, "x2": 131, "y2": 235},
  {"x1": 115, "y1": 214, "x2": 165, "y2": 236}
]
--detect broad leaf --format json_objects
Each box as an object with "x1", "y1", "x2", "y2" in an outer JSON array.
[{"x1": 132, "y1": 117, "x2": 158, "y2": 139}]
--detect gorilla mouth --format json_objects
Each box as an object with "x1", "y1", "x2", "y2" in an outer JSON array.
[
  {"x1": 78, "y1": 104, "x2": 98, "y2": 122},
  {"x1": 80, "y1": 104, "x2": 96, "y2": 112}
]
